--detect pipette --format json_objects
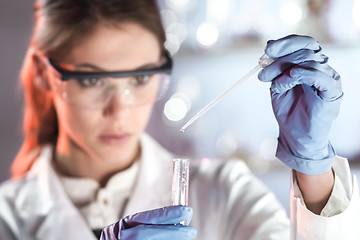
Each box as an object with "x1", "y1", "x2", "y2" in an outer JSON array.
[{"x1": 180, "y1": 54, "x2": 274, "y2": 132}]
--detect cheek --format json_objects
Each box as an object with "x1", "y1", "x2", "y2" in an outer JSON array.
[
  {"x1": 54, "y1": 97, "x2": 101, "y2": 139},
  {"x1": 131, "y1": 103, "x2": 155, "y2": 132}
]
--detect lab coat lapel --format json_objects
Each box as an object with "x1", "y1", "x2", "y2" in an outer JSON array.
[
  {"x1": 27, "y1": 146, "x2": 96, "y2": 240},
  {"x1": 123, "y1": 134, "x2": 173, "y2": 217},
  {"x1": 26, "y1": 136, "x2": 173, "y2": 237}
]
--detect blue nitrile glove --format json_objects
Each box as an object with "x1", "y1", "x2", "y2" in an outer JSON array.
[
  {"x1": 100, "y1": 205, "x2": 197, "y2": 240},
  {"x1": 258, "y1": 34, "x2": 343, "y2": 175}
]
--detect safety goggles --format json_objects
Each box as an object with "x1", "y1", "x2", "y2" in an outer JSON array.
[{"x1": 45, "y1": 52, "x2": 173, "y2": 109}]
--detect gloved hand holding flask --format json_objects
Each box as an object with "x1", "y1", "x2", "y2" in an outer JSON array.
[{"x1": 258, "y1": 34, "x2": 343, "y2": 175}]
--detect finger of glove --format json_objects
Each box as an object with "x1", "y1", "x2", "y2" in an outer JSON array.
[
  {"x1": 258, "y1": 49, "x2": 325, "y2": 82},
  {"x1": 290, "y1": 67, "x2": 342, "y2": 100},
  {"x1": 295, "y1": 61, "x2": 340, "y2": 81},
  {"x1": 265, "y1": 34, "x2": 320, "y2": 58},
  {"x1": 270, "y1": 67, "x2": 342, "y2": 100},
  {"x1": 123, "y1": 206, "x2": 193, "y2": 228},
  {"x1": 120, "y1": 224, "x2": 197, "y2": 240}
]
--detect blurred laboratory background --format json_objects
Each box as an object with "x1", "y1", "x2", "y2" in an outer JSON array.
[{"x1": 1, "y1": 0, "x2": 360, "y2": 213}]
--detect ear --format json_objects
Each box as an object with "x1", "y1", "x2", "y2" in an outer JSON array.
[{"x1": 32, "y1": 53, "x2": 52, "y2": 91}]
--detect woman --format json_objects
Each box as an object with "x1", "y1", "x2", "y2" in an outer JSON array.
[{"x1": 0, "y1": 0, "x2": 359, "y2": 239}]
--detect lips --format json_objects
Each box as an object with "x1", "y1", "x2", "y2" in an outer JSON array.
[{"x1": 99, "y1": 133, "x2": 131, "y2": 145}]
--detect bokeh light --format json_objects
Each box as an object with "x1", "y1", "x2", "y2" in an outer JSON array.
[
  {"x1": 163, "y1": 93, "x2": 191, "y2": 122},
  {"x1": 280, "y1": 2, "x2": 302, "y2": 25},
  {"x1": 165, "y1": 33, "x2": 181, "y2": 55},
  {"x1": 196, "y1": 22, "x2": 219, "y2": 48},
  {"x1": 167, "y1": 22, "x2": 188, "y2": 44},
  {"x1": 161, "y1": 9, "x2": 177, "y2": 26},
  {"x1": 165, "y1": 0, "x2": 191, "y2": 11},
  {"x1": 207, "y1": 0, "x2": 229, "y2": 25}
]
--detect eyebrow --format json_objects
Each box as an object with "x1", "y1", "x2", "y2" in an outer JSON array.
[{"x1": 73, "y1": 61, "x2": 162, "y2": 72}]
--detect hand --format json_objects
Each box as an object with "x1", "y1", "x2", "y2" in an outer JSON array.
[
  {"x1": 258, "y1": 34, "x2": 342, "y2": 175},
  {"x1": 100, "y1": 205, "x2": 197, "y2": 240}
]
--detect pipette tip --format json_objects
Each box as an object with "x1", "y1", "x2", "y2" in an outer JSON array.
[{"x1": 180, "y1": 119, "x2": 193, "y2": 132}]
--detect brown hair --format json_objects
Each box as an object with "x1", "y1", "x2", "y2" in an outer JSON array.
[{"x1": 12, "y1": 0, "x2": 166, "y2": 178}]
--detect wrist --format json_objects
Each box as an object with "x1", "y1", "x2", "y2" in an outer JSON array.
[{"x1": 295, "y1": 169, "x2": 335, "y2": 214}]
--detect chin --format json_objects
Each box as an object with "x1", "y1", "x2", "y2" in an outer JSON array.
[{"x1": 95, "y1": 142, "x2": 139, "y2": 162}]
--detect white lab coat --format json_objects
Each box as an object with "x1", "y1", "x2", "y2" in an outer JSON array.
[{"x1": 0, "y1": 134, "x2": 359, "y2": 239}]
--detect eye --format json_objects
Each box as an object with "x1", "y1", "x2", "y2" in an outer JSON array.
[
  {"x1": 77, "y1": 78, "x2": 105, "y2": 88},
  {"x1": 131, "y1": 75, "x2": 151, "y2": 86}
]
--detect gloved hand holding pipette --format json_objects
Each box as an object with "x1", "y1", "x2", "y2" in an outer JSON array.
[{"x1": 258, "y1": 34, "x2": 342, "y2": 175}]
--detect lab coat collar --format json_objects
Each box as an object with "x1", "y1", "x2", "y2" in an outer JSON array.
[
  {"x1": 123, "y1": 133, "x2": 173, "y2": 216},
  {"x1": 26, "y1": 146, "x2": 96, "y2": 239},
  {"x1": 21, "y1": 133, "x2": 173, "y2": 238}
]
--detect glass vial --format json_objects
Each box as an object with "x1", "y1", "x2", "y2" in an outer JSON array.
[{"x1": 172, "y1": 158, "x2": 189, "y2": 224}]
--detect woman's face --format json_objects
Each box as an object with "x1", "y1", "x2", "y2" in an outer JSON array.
[{"x1": 51, "y1": 22, "x2": 162, "y2": 166}]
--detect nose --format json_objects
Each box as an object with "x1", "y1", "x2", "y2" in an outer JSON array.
[{"x1": 103, "y1": 88, "x2": 132, "y2": 118}]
